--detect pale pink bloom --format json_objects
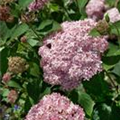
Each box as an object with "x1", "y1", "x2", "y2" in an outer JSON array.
[
  {"x1": 25, "y1": 93, "x2": 85, "y2": 120},
  {"x1": 86, "y1": 0, "x2": 106, "y2": 21},
  {"x1": 28, "y1": 0, "x2": 49, "y2": 11},
  {"x1": 38, "y1": 19, "x2": 108, "y2": 90},
  {"x1": 104, "y1": 8, "x2": 120, "y2": 23}
]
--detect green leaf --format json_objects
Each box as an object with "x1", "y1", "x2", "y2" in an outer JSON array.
[
  {"x1": 92, "y1": 103, "x2": 120, "y2": 120},
  {"x1": 76, "y1": 0, "x2": 88, "y2": 16},
  {"x1": 30, "y1": 63, "x2": 40, "y2": 77},
  {"x1": 69, "y1": 88, "x2": 95, "y2": 117},
  {"x1": 112, "y1": 60, "x2": 120, "y2": 76},
  {"x1": 102, "y1": 63, "x2": 115, "y2": 71},
  {"x1": 24, "y1": 96, "x2": 34, "y2": 113},
  {"x1": 102, "y1": 56, "x2": 120, "y2": 66},
  {"x1": 11, "y1": 23, "x2": 29, "y2": 40},
  {"x1": 40, "y1": 87, "x2": 51, "y2": 99},
  {"x1": 18, "y1": 0, "x2": 33, "y2": 9},
  {"x1": 106, "y1": 0, "x2": 115, "y2": 7},
  {"x1": 83, "y1": 72, "x2": 110, "y2": 102},
  {"x1": 51, "y1": 21, "x2": 62, "y2": 32},
  {"x1": 48, "y1": 3, "x2": 59, "y2": 12},
  {"x1": 105, "y1": 43, "x2": 120, "y2": 57},
  {"x1": 10, "y1": 3, "x2": 21, "y2": 17},
  {"x1": 38, "y1": 20, "x2": 53, "y2": 30},
  {"x1": 110, "y1": 21, "x2": 120, "y2": 36},
  {"x1": 7, "y1": 80, "x2": 22, "y2": 89},
  {"x1": 0, "y1": 21, "x2": 14, "y2": 41},
  {"x1": 89, "y1": 28, "x2": 101, "y2": 37},
  {"x1": 38, "y1": 20, "x2": 61, "y2": 35},
  {"x1": 27, "y1": 39, "x2": 39, "y2": 47},
  {"x1": 0, "y1": 47, "x2": 9, "y2": 75},
  {"x1": 104, "y1": 14, "x2": 110, "y2": 23},
  {"x1": 0, "y1": 46, "x2": 5, "y2": 52},
  {"x1": 78, "y1": 92, "x2": 95, "y2": 116},
  {"x1": 27, "y1": 79, "x2": 41, "y2": 103},
  {"x1": 2, "y1": 89, "x2": 9, "y2": 97},
  {"x1": 39, "y1": 82, "x2": 51, "y2": 99}
]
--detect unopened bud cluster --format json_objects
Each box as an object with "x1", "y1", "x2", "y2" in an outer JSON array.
[
  {"x1": 0, "y1": 5, "x2": 14, "y2": 22},
  {"x1": 8, "y1": 57, "x2": 28, "y2": 74},
  {"x1": 21, "y1": 12, "x2": 36, "y2": 23},
  {"x1": 95, "y1": 20, "x2": 109, "y2": 35}
]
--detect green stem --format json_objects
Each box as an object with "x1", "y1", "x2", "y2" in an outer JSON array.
[
  {"x1": 61, "y1": 6, "x2": 71, "y2": 20},
  {"x1": 114, "y1": 0, "x2": 119, "y2": 7},
  {"x1": 104, "y1": 70, "x2": 119, "y2": 93},
  {"x1": 110, "y1": 23, "x2": 120, "y2": 47},
  {"x1": 22, "y1": 15, "x2": 41, "y2": 40},
  {"x1": 27, "y1": 22, "x2": 41, "y2": 39}
]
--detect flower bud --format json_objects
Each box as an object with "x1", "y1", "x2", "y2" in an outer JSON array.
[
  {"x1": 1, "y1": 0, "x2": 15, "y2": 5},
  {"x1": 2, "y1": 72, "x2": 11, "y2": 83},
  {"x1": 8, "y1": 57, "x2": 28, "y2": 74},
  {"x1": 95, "y1": 20, "x2": 109, "y2": 35},
  {"x1": 20, "y1": 36, "x2": 27, "y2": 43},
  {"x1": 0, "y1": 5, "x2": 14, "y2": 22},
  {"x1": 28, "y1": 0, "x2": 49, "y2": 11},
  {"x1": 86, "y1": 0, "x2": 106, "y2": 21},
  {"x1": 7, "y1": 90, "x2": 18, "y2": 104},
  {"x1": 21, "y1": 12, "x2": 36, "y2": 23}
]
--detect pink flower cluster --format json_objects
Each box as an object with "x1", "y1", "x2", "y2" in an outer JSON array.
[
  {"x1": 86, "y1": 0, "x2": 106, "y2": 21},
  {"x1": 38, "y1": 19, "x2": 108, "y2": 90},
  {"x1": 2, "y1": 72, "x2": 11, "y2": 83},
  {"x1": 25, "y1": 93, "x2": 85, "y2": 120},
  {"x1": 7, "y1": 90, "x2": 18, "y2": 104},
  {"x1": 28, "y1": 0, "x2": 49, "y2": 11},
  {"x1": 104, "y1": 8, "x2": 120, "y2": 23}
]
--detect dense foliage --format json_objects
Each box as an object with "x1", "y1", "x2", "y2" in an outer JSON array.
[{"x1": 0, "y1": 0, "x2": 120, "y2": 120}]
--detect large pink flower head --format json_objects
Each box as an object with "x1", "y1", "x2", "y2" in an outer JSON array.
[
  {"x1": 25, "y1": 93, "x2": 85, "y2": 120},
  {"x1": 28, "y1": 0, "x2": 49, "y2": 11},
  {"x1": 104, "y1": 8, "x2": 120, "y2": 23},
  {"x1": 86, "y1": 0, "x2": 106, "y2": 21},
  {"x1": 38, "y1": 19, "x2": 108, "y2": 90}
]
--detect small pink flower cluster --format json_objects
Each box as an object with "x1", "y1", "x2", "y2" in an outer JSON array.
[
  {"x1": 25, "y1": 93, "x2": 85, "y2": 120},
  {"x1": 86, "y1": 0, "x2": 106, "y2": 21},
  {"x1": 7, "y1": 90, "x2": 18, "y2": 104},
  {"x1": 104, "y1": 8, "x2": 120, "y2": 23},
  {"x1": 2, "y1": 72, "x2": 11, "y2": 83},
  {"x1": 38, "y1": 19, "x2": 108, "y2": 90},
  {"x1": 28, "y1": 0, "x2": 49, "y2": 11}
]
